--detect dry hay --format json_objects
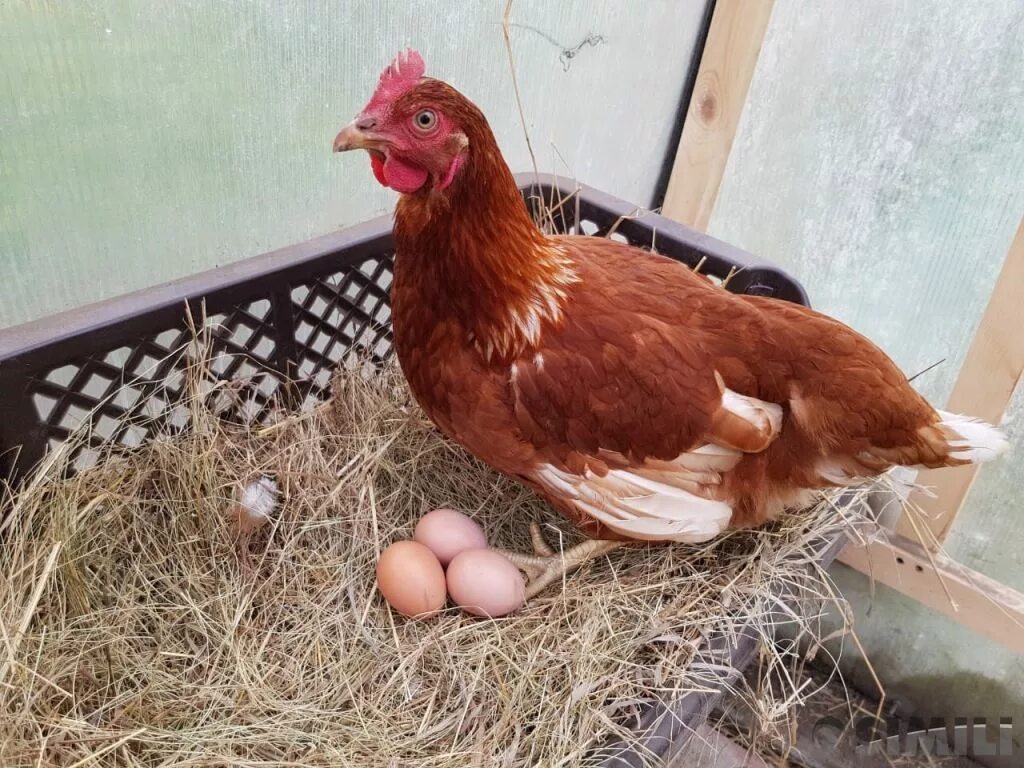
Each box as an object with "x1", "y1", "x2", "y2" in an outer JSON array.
[{"x1": 0, "y1": 343, "x2": 876, "y2": 767}]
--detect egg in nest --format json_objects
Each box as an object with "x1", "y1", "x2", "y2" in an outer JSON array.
[{"x1": 375, "y1": 541, "x2": 446, "y2": 618}]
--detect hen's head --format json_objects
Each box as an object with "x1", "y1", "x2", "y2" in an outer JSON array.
[{"x1": 333, "y1": 50, "x2": 479, "y2": 195}]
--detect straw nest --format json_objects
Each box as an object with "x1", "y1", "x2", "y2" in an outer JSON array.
[{"x1": 0, "y1": 351, "x2": 872, "y2": 767}]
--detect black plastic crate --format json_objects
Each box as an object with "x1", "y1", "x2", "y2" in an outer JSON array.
[{"x1": 0, "y1": 173, "x2": 833, "y2": 765}]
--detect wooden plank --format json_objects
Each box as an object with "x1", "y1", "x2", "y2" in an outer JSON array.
[
  {"x1": 838, "y1": 534, "x2": 1024, "y2": 654},
  {"x1": 897, "y1": 216, "x2": 1024, "y2": 547},
  {"x1": 661, "y1": 0, "x2": 775, "y2": 231}
]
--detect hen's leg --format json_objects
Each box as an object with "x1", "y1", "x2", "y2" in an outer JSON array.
[{"x1": 494, "y1": 522, "x2": 625, "y2": 599}]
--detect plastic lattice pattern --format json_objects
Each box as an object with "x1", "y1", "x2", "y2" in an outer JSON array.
[{"x1": 17, "y1": 255, "x2": 394, "y2": 473}]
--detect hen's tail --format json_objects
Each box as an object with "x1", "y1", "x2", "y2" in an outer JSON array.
[{"x1": 936, "y1": 410, "x2": 1009, "y2": 464}]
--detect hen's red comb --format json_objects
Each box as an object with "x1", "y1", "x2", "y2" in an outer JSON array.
[{"x1": 365, "y1": 49, "x2": 426, "y2": 111}]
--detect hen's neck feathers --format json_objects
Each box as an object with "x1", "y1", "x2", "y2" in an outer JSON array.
[{"x1": 393, "y1": 106, "x2": 576, "y2": 363}]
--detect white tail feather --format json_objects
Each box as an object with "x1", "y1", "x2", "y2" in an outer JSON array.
[{"x1": 937, "y1": 410, "x2": 1009, "y2": 463}]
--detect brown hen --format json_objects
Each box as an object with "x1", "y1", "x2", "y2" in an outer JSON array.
[{"x1": 333, "y1": 51, "x2": 1007, "y2": 597}]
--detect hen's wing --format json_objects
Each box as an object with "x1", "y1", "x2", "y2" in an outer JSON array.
[
  {"x1": 510, "y1": 240, "x2": 791, "y2": 542},
  {"x1": 511, "y1": 237, "x2": 1001, "y2": 543}
]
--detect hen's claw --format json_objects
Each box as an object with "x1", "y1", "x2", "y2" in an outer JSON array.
[
  {"x1": 496, "y1": 523, "x2": 625, "y2": 599},
  {"x1": 529, "y1": 521, "x2": 555, "y2": 558}
]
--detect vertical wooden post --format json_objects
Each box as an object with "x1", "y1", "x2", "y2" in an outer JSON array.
[
  {"x1": 661, "y1": 0, "x2": 775, "y2": 232},
  {"x1": 897, "y1": 216, "x2": 1024, "y2": 548}
]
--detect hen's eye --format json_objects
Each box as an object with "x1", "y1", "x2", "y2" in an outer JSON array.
[{"x1": 414, "y1": 109, "x2": 437, "y2": 131}]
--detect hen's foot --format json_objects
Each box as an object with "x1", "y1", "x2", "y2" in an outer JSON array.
[{"x1": 494, "y1": 522, "x2": 625, "y2": 599}]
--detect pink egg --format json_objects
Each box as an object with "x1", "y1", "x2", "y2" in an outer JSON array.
[
  {"x1": 446, "y1": 549, "x2": 525, "y2": 618},
  {"x1": 375, "y1": 541, "x2": 446, "y2": 619},
  {"x1": 413, "y1": 507, "x2": 488, "y2": 567}
]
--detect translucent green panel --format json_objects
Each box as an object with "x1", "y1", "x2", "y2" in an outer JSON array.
[
  {"x1": 0, "y1": 1, "x2": 709, "y2": 327},
  {"x1": 709, "y1": 0, "x2": 1024, "y2": 405}
]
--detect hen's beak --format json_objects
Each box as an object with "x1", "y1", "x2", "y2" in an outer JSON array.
[{"x1": 332, "y1": 118, "x2": 381, "y2": 153}]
